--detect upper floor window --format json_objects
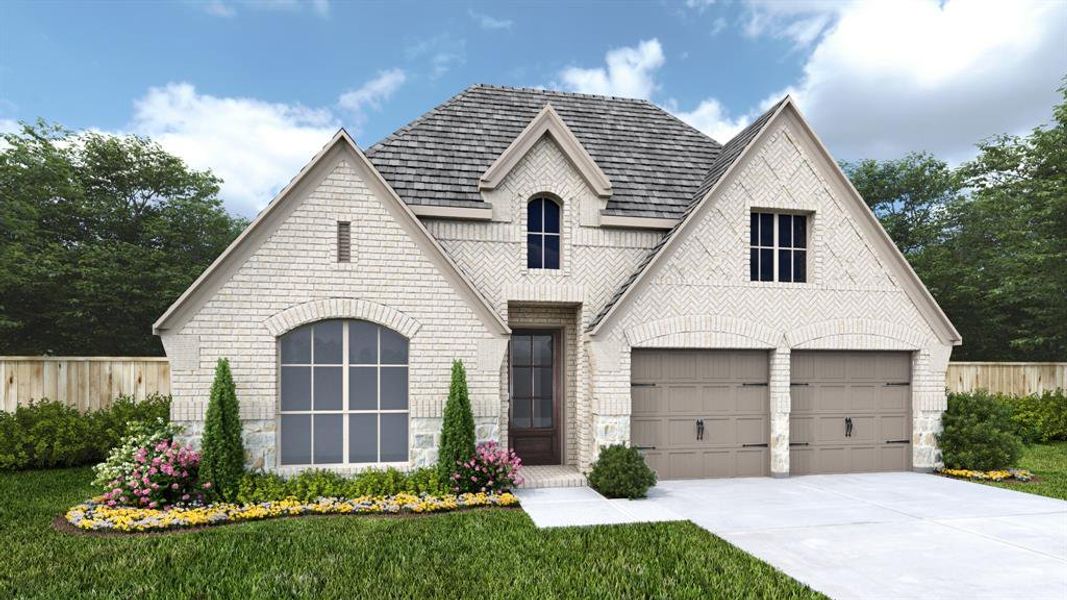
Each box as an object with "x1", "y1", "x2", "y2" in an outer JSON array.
[
  {"x1": 279, "y1": 319, "x2": 409, "y2": 466},
  {"x1": 750, "y1": 212, "x2": 807, "y2": 283},
  {"x1": 527, "y1": 196, "x2": 560, "y2": 269}
]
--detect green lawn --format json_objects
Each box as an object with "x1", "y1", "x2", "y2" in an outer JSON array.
[
  {"x1": 984, "y1": 441, "x2": 1067, "y2": 500},
  {"x1": 0, "y1": 468, "x2": 823, "y2": 599}
]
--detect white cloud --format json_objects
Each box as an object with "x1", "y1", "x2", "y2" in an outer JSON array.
[
  {"x1": 747, "y1": 0, "x2": 1067, "y2": 161},
  {"x1": 685, "y1": 0, "x2": 717, "y2": 12},
  {"x1": 469, "y1": 9, "x2": 512, "y2": 30},
  {"x1": 128, "y1": 83, "x2": 337, "y2": 216},
  {"x1": 710, "y1": 17, "x2": 727, "y2": 36},
  {"x1": 672, "y1": 98, "x2": 752, "y2": 142},
  {"x1": 338, "y1": 69, "x2": 407, "y2": 125},
  {"x1": 558, "y1": 39, "x2": 665, "y2": 99},
  {"x1": 201, "y1": 0, "x2": 329, "y2": 19},
  {"x1": 406, "y1": 35, "x2": 466, "y2": 79}
]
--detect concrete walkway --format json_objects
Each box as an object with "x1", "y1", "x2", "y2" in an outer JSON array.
[{"x1": 517, "y1": 472, "x2": 1067, "y2": 599}]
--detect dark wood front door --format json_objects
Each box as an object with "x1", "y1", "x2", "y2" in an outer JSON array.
[{"x1": 508, "y1": 330, "x2": 561, "y2": 465}]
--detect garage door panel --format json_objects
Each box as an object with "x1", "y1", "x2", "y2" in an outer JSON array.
[
  {"x1": 789, "y1": 351, "x2": 911, "y2": 476},
  {"x1": 736, "y1": 417, "x2": 768, "y2": 444},
  {"x1": 631, "y1": 387, "x2": 658, "y2": 415},
  {"x1": 632, "y1": 350, "x2": 769, "y2": 480},
  {"x1": 668, "y1": 386, "x2": 702, "y2": 413},
  {"x1": 631, "y1": 418, "x2": 660, "y2": 448}
]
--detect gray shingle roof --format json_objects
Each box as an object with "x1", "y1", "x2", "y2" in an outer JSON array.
[
  {"x1": 588, "y1": 98, "x2": 788, "y2": 331},
  {"x1": 365, "y1": 84, "x2": 722, "y2": 219}
]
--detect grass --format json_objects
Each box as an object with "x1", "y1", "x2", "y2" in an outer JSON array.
[
  {"x1": 0, "y1": 468, "x2": 824, "y2": 599},
  {"x1": 984, "y1": 441, "x2": 1067, "y2": 500}
]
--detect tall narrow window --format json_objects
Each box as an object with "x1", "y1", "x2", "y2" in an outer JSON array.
[
  {"x1": 750, "y1": 212, "x2": 807, "y2": 283},
  {"x1": 337, "y1": 221, "x2": 351, "y2": 263},
  {"x1": 527, "y1": 197, "x2": 560, "y2": 269}
]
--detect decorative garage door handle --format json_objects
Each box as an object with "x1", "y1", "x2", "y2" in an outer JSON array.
[
  {"x1": 696, "y1": 419, "x2": 705, "y2": 441},
  {"x1": 885, "y1": 439, "x2": 909, "y2": 444},
  {"x1": 633, "y1": 445, "x2": 657, "y2": 450},
  {"x1": 845, "y1": 417, "x2": 853, "y2": 438}
]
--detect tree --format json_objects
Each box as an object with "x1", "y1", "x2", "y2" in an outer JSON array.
[
  {"x1": 438, "y1": 360, "x2": 476, "y2": 482},
  {"x1": 199, "y1": 358, "x2": 244, "y2": 501},
  {"x1": 0, "y1": 121, "x2": 246, "y2": 355},
  {"x1": 842, "y1": 152, "x2": 962, "y2": 259}
]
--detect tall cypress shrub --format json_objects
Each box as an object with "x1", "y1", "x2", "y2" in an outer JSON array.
[
  {"x1": 438, "y1": 360, "x2": 476, "y2": 482},
  {"x1": 200, "y1": 358, "x2": 244, "y2": 501}
]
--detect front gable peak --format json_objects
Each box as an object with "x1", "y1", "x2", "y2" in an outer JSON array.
[{"x1": 480, "y1": 104, "x2": 613, "y2": 198}]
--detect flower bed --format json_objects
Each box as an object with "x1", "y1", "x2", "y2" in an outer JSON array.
[
  {"x1": 938, "y1": 468, "x2": 1033, "y2": 482},
  {"x1": 65, "y1": 492, "x2": 518, "y2": 533}
]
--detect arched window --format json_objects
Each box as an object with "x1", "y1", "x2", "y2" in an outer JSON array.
[
  {"x1": 278, "y1": 319, "x2": 409, "y2": 466},
  {"x1": 527, "y1": 196, "x2": 560, "y2": 269}
]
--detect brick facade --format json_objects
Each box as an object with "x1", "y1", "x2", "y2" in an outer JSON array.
[{"x1": 161, "y1": 109, "x2": 955, "y2": 475}]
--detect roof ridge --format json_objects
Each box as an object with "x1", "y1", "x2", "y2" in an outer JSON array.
[{"x1": 470, "y1": 83, "x2": 657, "y2": 105}]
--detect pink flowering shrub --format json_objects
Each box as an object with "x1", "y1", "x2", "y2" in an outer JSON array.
[
  {"x1": 100, "y1": 439, "x2": 210, "y2": 509},
  {"x1": 450, "y1": 441, "x2": 523, "y2": 493}
]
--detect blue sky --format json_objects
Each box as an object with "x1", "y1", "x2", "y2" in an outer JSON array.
[{"x1": 2, "y1": 0, "x2": 1065, "y2": 216}]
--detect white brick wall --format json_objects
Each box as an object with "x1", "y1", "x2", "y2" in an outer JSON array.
[{"x1": 161, "y1": 154, "x2": 502, "y2": 469}]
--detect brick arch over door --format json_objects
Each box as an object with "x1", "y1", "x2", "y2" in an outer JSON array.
[
  {"x1": 624, "y1": 315, "x2": 780, "y2": 349},
  {"x1": 263, "y1": 298, "x2": 422, "y2": 339}
]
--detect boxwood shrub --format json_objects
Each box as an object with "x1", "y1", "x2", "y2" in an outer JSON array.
[
  {"x1": 237, "y1": 466, "x2": 447, "y2": 503},
  {"x1": 938, "y1": 391, "x2": 1022, "y2": 471},
  {"x1": 587, "y1": 444, "x2": 657, "y2": 499},
  {"x1": 0, "y1": 394, "x2": 171, "y2": 471}
]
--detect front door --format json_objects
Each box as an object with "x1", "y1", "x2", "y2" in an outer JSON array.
[{"x1": 508, "y1": 331, "x2": 561, "y2": 465}]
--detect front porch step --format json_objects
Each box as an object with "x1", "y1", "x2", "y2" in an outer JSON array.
[{"x1": 519, "y1": 465, "x2": 587, "y2": 489}]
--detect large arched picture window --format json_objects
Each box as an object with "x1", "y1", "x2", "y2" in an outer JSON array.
[
  {"x1": 278, "y1": 319, "x2": 409, "y2": 466},
  {"x1": 527, "y1": 196, "x2": 560, "y2": 269}
]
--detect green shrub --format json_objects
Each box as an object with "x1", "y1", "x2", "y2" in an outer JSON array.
[
  {"x1": 200, "y1": 358, "x2": 245, "y2": 501},
  {"x1": 939, "y1": 391, "x2": 1023, "y2": 470},
  {"x1": 438, "y1": 360, "x2": 475, "y2": 482},
  {"x1": 587, "y1": 445, "x2": 657, "y2": 499},
  {"x1": 1009, "y1": 389, "x2": 1067, "y2": 443},
  {"x1": 237, "y1": 467, "x2": 446, "y2": 503},
  {"x1": 0, "y1": 395, "x2": 172, "y2": 471}
]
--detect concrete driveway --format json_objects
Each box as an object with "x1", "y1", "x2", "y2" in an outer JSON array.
[{"x1": 647, "y1": 473, "x2": 1067, "y2": 599}]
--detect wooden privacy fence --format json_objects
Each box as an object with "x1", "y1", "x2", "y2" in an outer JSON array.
[
  {"x1": 946, "y1": 362, "x2": 1066, "y2": 396},
  {"x1": 0, "y1": 357, "x2": 1063, "y2": 412},
  {"x1": 0, "y1": 357, "x2": 170, "y2": 413}
]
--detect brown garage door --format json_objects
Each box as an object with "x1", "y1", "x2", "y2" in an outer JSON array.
[
  {"x1": 790, "y1": 351, "x2": 911, "y2": 475},
  {"x1": 631, "y1": 350, "x2": 770, "y2": 479}
]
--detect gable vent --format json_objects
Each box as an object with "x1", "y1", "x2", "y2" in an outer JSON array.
[{"x1": 337, "y1": 221, "x2": 351, "y2": 263}]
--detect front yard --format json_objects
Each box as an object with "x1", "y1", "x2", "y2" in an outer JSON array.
[
  {"x1": 0, "y1": 468, "x2": 823, "y2": 599},
  {"x1": 984, "y1": 441, "x2": 1067, "y2": 500}
]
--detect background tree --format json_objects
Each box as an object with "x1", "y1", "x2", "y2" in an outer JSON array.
[{"x1": 0, "y1": 121, "x2": 246, "y2": 355}]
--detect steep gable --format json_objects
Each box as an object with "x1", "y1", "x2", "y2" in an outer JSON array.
[{"x1": 590, "y1": 99, "x2": 960, "y2": 346}]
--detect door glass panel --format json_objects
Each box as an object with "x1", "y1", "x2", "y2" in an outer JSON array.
[
  {"x1": 512, "y1": 336, "x2": 532, "y2": 366},
  {"x1": 313, "y1": 366, "x2": 342, "y2": 410},
  {"x1": 513, "y1": 367, "x2": 532, "y2": 399},
  {"x1": 534, "y1": 366, "x2": 553, "y2": 398},
  {"x1": 348, "y1": 414, "x2": 377, "y2": 463},
  {"x1": 512, "y1": 398, "x2": 531, "y2": 428},
  {"x1": 532, "y1": 335, "x2": 552, "y2": 366},
  {"x1": 533, "y1": 395, "x2": 553, "y2": 428},
  {"x1": 313, "y1": 414, "x2": 342, "y2": 464},
  {"x1": 313, "y1": 320, "x2": 343, "y2": 364}
]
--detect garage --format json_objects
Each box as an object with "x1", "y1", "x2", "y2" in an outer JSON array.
[
  {"x1": 630, "y1": 350, "x2": 770, "y2": 479},
  {"x1": 790, "y1": 351, "x2": 912, "y2": 475}
]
